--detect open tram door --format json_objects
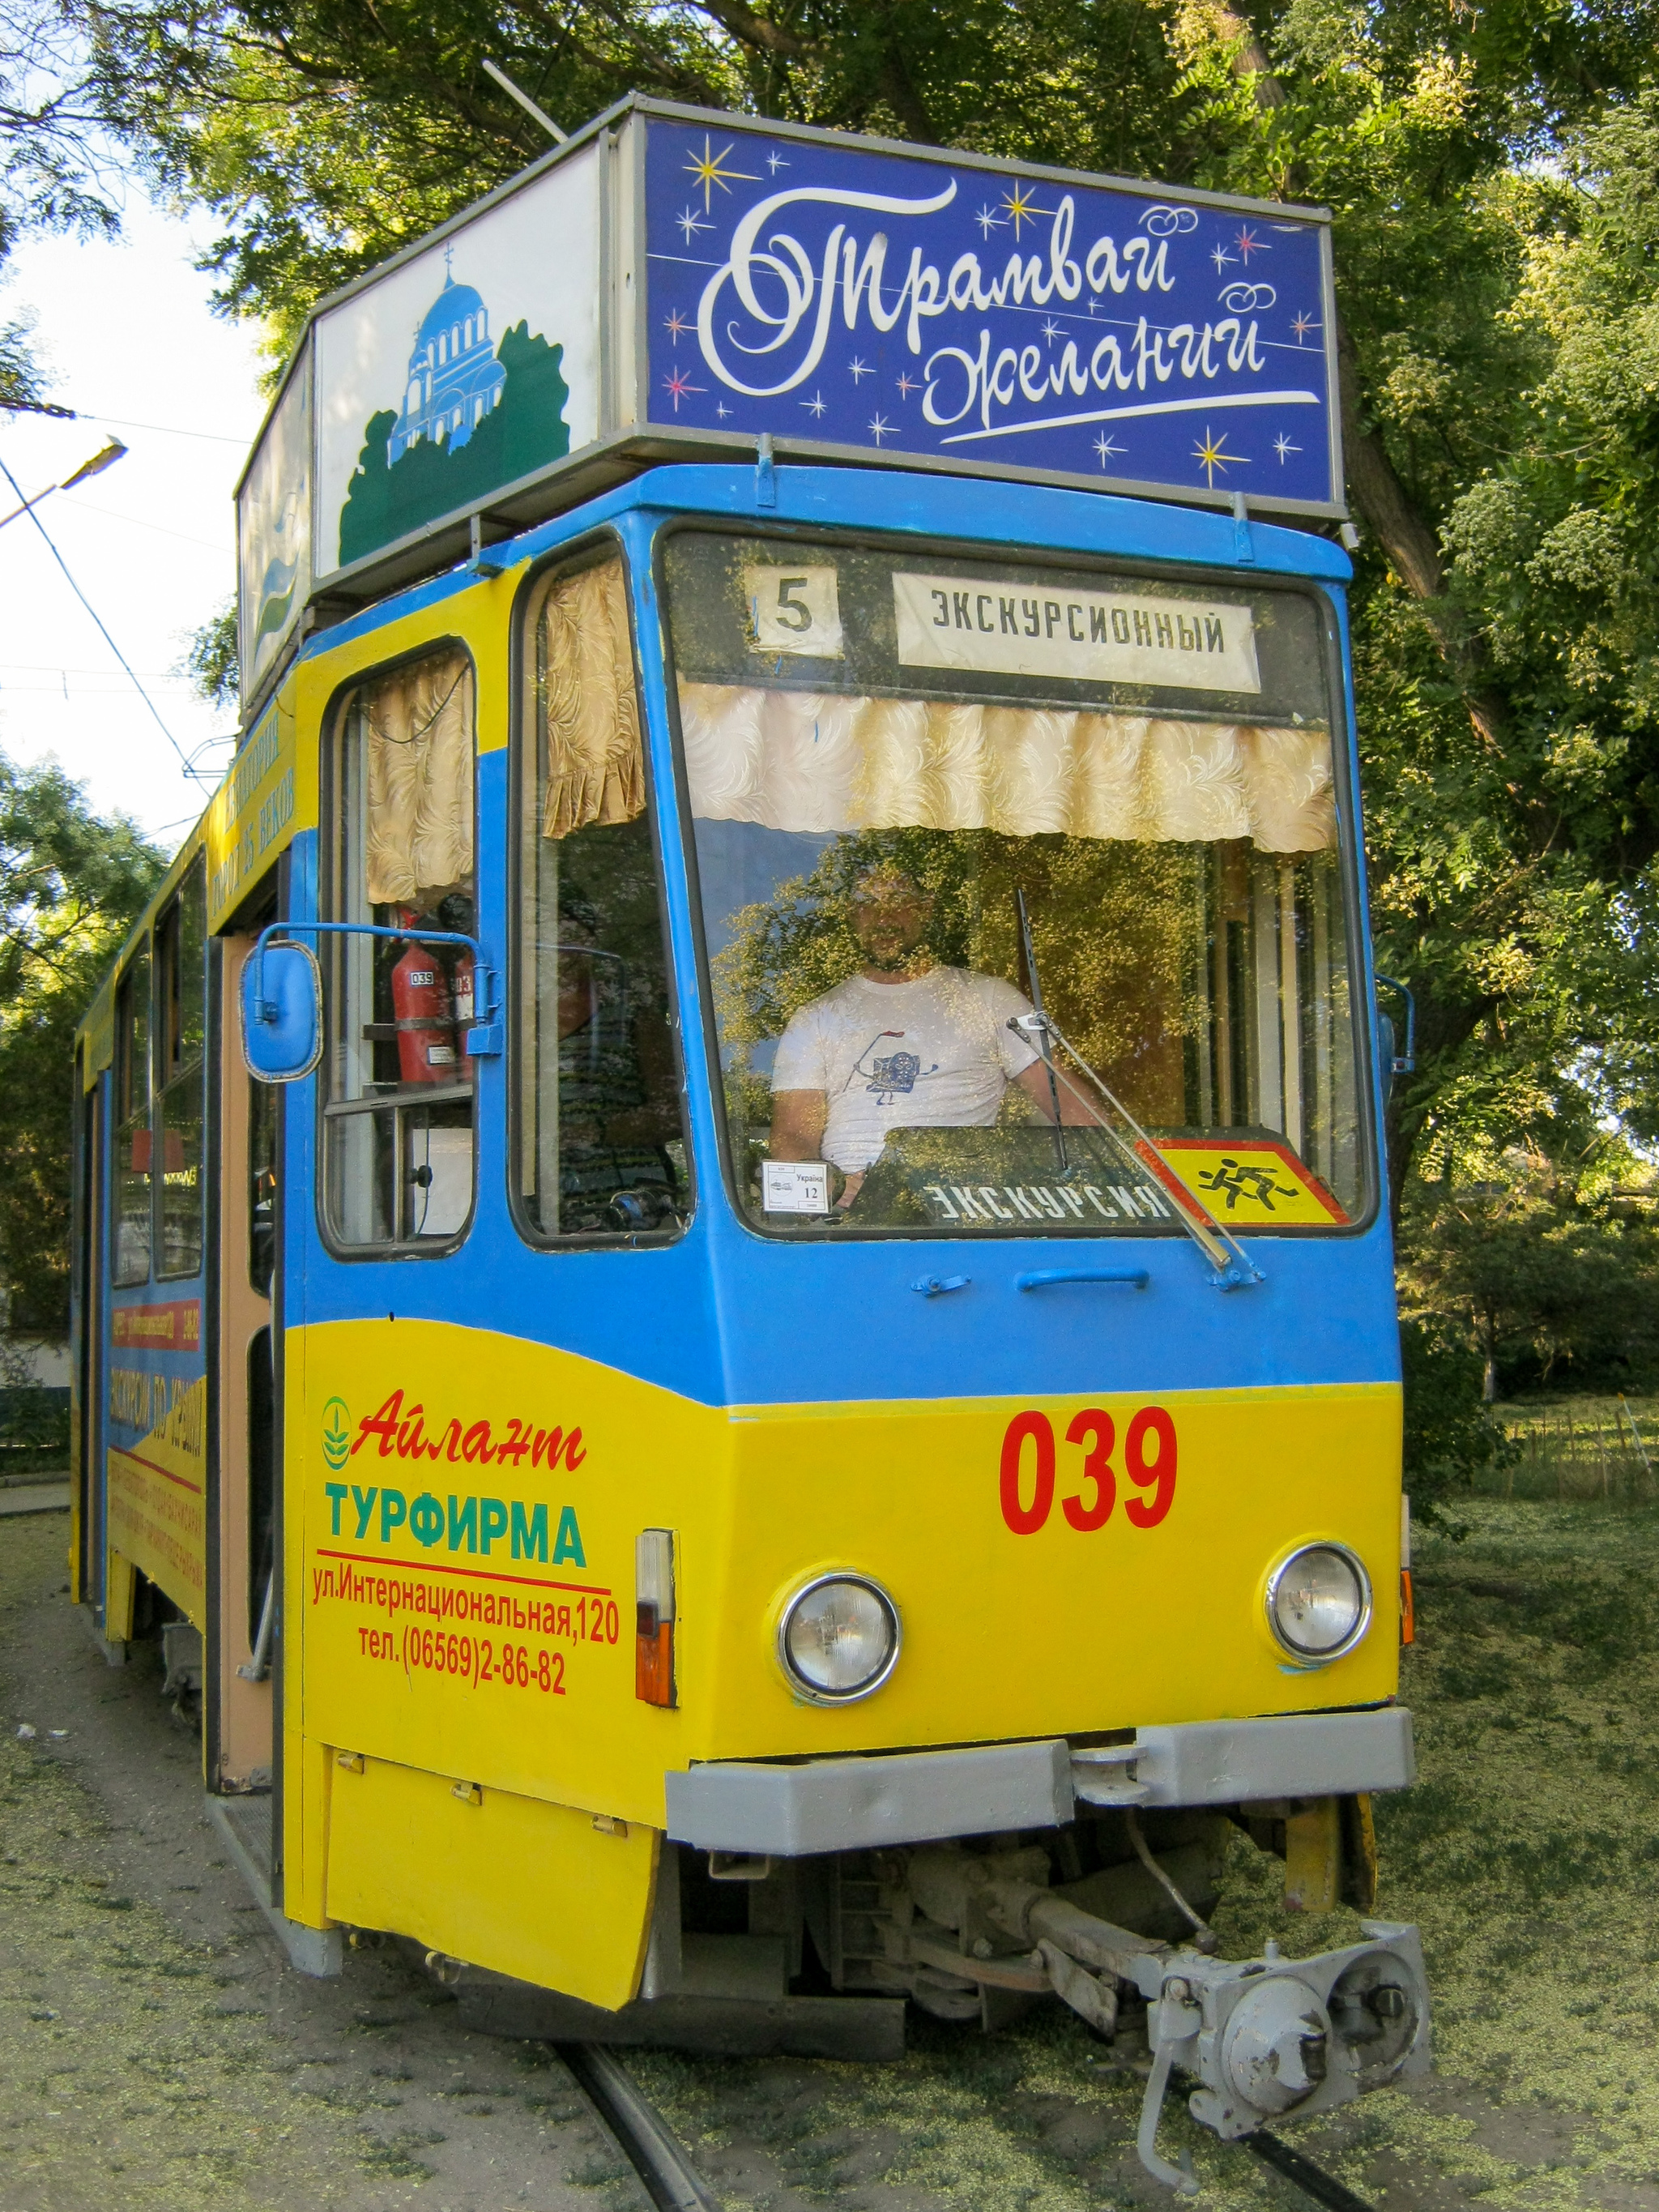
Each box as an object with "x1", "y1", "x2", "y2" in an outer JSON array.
[
  {"x1": 197, "y1": 882, "x2": 336, "y2": 1964},
  {"x1": 210, "y1": 898, "x2": 280, "y2": 1795}
]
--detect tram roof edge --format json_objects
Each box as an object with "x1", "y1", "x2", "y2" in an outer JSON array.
[
  {"x1": 292, "y1": 459, "x2": 1354, "y2": 682},
  {"x1": 235, "y1": 95, "x2": 1347, "y2": 730}
]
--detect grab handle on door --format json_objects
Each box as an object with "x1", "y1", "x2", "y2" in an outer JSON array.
[{"x1": 1015, "y1": 1267, "x2": 1149, "y2": 1292}]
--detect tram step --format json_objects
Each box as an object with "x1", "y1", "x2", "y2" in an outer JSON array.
[
  {"x1": 447, "y1": 1963, "x2": 906, "y2": 2059},
  {"x1": 205, "y1": 1791, "x2": 343, "y2": 1979}
]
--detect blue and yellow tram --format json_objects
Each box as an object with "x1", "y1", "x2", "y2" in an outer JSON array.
[{"x1": 71, "y1": 99, "x2": 1429, "y2": 2184}]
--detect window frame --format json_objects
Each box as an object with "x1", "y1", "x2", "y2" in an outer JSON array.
[
  {"x1": 111, "y1": 937, "x2": 154, "y2": 1287},
  {"x1": 151, "y1": 855, "x2": 208, "y2": 1282},
  {"x1": 505, "y1": 530, "x2": 697, "y2": 1253},
  {"x1": 655, "y1": 515, "x2": 1380, "y2": 1247},
  {"x1": 316, "y1": 634, "x2": 481, "y2": 1263}
]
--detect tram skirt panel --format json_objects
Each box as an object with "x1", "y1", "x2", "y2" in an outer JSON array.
[{"x1": 325, "y1": 1753, "x2": 657, "y2": 2008}]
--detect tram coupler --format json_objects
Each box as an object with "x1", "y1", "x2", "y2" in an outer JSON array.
[
  {"x1": 890, "y1": 1849, "x2": 1431, "y2": 2190},
  {"x1": 1126, "y1": 1922, "x2": 1431, "y2": 2189}
]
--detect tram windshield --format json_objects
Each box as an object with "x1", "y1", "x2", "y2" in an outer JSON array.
[{"x1": 663, "y1": 529, "x2": 1367, "y2": 1238}]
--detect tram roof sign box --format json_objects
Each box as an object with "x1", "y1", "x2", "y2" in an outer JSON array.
[{"x1": 236, "y1": 96, "x2": 1343, "y2": 714}]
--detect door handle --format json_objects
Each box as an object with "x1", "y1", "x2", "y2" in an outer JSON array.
[{"x1": 1015, "y1": 1267, "x2": 1149, "y2": 1291}]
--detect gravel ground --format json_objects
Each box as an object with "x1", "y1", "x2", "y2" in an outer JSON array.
[{"x1": 0, "y1": 1511, "x2": 642, "y2": 2212}]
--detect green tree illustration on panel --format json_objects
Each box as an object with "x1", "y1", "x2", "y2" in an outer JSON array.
[{"x1": 338, "y1": 322, "x2": 570, "y2": 567}]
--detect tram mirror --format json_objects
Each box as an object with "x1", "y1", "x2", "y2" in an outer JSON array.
[{"x1": 241, "y1": 940, "x2": 323, "y2": 1083}]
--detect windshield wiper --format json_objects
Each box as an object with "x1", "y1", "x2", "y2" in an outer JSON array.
[
  {"x1": 1014, "y1": 888, "x2": 1068, "y2": 1176},
  {"x1": 1004, "y1": 1007, "x2": 1263, "y2": 1293}
]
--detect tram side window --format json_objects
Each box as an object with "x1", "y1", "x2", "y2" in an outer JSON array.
[
  {"x1": 514, "y1": 557, "x2": 689, "y2": 1241},
  {"x1": 322, "y1": 647, "x2": 477, "y2": 1251},
  {"x1": 154, "y1": 859, "x2": 207, "y2": 1279},
  {"x1": 113, "y1": 947, "x2": 151, "y2": 1285}
]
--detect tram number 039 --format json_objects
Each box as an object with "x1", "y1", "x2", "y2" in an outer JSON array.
[{"x1": 999, "y1": 1407, "x2": 1177, "y2": 1535}]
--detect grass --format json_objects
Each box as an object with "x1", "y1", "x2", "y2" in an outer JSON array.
[
  {"x1": 1380, "y1": 1500, "x2": 1659, "y2": 2185},
  {"x1": 1482, "y1": 1393, "x2": 1659, "y2": 1505}
]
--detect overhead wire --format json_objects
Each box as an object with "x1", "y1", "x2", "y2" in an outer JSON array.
[
  {"x1": 0, "y1": 446, "x2": 203, "y2": 784},
  {"x1": 0, "y1": 395, "x2": 249, "y2": 443},
  {"x1": 57, "y1": 493, "x2": 232, "y2": 554},
  {"x1": 77, "y1": 412, "x2": 249, "y2": 446}
]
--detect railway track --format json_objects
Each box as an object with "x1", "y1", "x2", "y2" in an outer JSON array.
[
  {"x1": 560, "y1": 2043, "x2": 723, "y2": 2212},
  {"x1": 561, "y1": 2040, "x2": 1378, "y2": 2212}
]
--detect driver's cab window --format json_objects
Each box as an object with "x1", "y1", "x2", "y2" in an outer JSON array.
[
  {"x1": 663, "y1": 532, "x2": 1366, "y2": 1240},
  {"x1": 322, "y1": 645, "x2": 477, "y2": 1250}
]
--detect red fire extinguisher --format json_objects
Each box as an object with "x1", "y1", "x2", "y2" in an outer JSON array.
[{"x1": 390, "y1": 933, "x2": 458, "y2": 1084}]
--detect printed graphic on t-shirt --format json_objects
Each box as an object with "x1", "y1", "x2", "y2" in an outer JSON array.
[{"x1": 855, "y1": 1043, "x2": 938, "y2": 1102}]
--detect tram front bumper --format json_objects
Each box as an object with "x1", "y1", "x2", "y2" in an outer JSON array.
[
  {"x1": 664, "y1": 1706, "x2": 1416, "y2": 1855},
  {"x1": 666, "y1": 1710, "x2": 1429, "y2": 2188}
]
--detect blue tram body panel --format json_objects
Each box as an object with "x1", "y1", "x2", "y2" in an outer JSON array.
[{"x1": 286, "y1": 463, "x2": 1392, "y2": 1414}]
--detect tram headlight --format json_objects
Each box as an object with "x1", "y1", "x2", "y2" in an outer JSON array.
[
  {"x1": 1265, "y1": 1544, "x2": 1371, "y2": 1663},
  {"x1": 778, "y1": 1574, "x2": 901, "y2": 1703}
]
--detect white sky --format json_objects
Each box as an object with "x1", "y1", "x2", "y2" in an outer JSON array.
[{"x1": 0, "y1": 192, "x2": 267, "y2": 851}]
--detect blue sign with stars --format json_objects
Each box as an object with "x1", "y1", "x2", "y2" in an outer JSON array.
[{"x1": 642, "y1": 115, "x2": 1340, "y2": 514}]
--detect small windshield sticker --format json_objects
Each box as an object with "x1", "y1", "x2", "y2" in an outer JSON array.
[
  {"x1": 762, "y1": 1159, "x2": 832, "y2": 1213},
  {"x1": 745, "y1": 565, "x2": 844, "y2": 657},
  {"x1": 893, "y1": 570, "x2": 1260, "y2": 694}
]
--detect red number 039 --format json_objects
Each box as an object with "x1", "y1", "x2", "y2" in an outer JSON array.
[{"x1": 998, "y1": 1407, "x2": 1177, "y2": 1535}]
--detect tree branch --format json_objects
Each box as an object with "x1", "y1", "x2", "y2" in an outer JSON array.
[{"x1": 1212, "y1": 5, "x2": 1508, "y2": 752}]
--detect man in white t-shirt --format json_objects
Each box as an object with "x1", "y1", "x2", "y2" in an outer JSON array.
[{"x1": 769, "y1": 863, "x2": 1090, "y2": 1200}]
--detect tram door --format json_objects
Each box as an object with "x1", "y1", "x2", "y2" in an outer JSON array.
[{"x1": 214, "y1": 922, "x2": 278, "y2": 1791}]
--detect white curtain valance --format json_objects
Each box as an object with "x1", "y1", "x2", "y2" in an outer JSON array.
[
  {"x1": 363, "y1": 649, "x2": 475, "y2": 906},
  {"x1": 679, "y1": 683, "x2": 1335, "y2": 852}
]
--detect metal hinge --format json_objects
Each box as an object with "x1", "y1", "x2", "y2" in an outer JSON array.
[{"x1": 1071, "y1": 1743, "x2": 1149, "y2": 1807}]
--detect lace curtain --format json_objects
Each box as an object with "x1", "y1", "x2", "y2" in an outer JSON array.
[
  {"x1": 539, "y1": 560, "x2": 645, "y2": 839},
  {"x1": 679, "y1": 682, "x2": 1335, "y2": 852},
  {"x1": 363, "y1": 650, "x2": 475, "y2": 905}
]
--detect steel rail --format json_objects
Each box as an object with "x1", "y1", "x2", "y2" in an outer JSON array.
[
  {"x1": 559, "y1": 2043, "x2": 723, "y2": 2212},
  {"x1": 557, "y1": 2035, "x2": 1374, "y2": 2212},
  {"x1": 1247, "y1": 2128, "x2": 1377, "y2": 2212}
]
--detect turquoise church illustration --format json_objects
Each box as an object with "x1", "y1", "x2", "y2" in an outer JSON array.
[
  {"x1": 389, "y1": 251, "x2": 508, "y2": 463},
  {"x1": 339, "y1": 254, "x2": 571, "y2": 570}
]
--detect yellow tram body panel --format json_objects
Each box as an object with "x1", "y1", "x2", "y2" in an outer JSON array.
[{"x1": 284, "y1": 1316, "x2": 1401, "y2": 1996}]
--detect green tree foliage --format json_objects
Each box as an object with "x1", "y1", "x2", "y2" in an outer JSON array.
[
  {"x1": 87, "y1": 0, "x2": 1190, "y2": 361},
  {"x1": 183, "y1": 596, "x2": 238, "y2": 706},
  {"x1": 78, "y1": 0, "x2": 1659, "y2": 1283},
  {"x1": 1162, "y1": 2, "x2": 1659, "y2": 1208},
  {"x1": 0, "y1": 0, "x2": 127, "y2": 393},
  {"x1": 0, "y1": 754, "x2": 166, "y2": 1331},
  {"x1": 1398, "y1": 1317, "x2": 1506, "y2": 1526},
  {"x1": 1400, "y1": 1160, "x2": 1659, "y2": 1401}
]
